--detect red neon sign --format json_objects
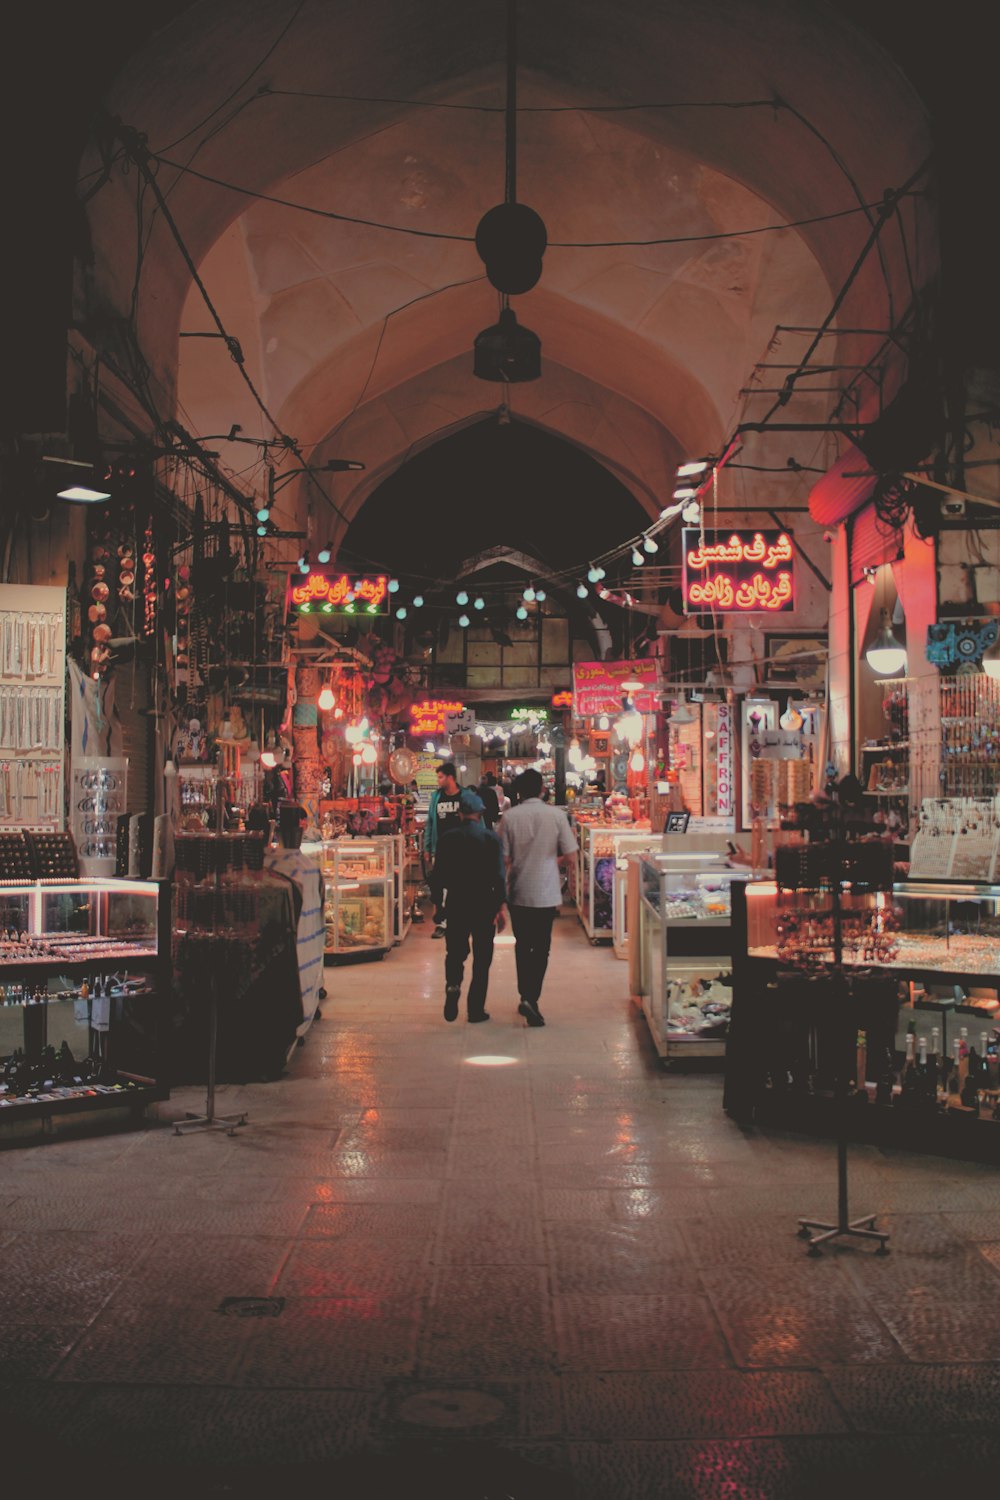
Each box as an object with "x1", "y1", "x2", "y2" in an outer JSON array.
[
  {"x1": 409, "y1": 699, "x2": 465, "y2": 735},
  {"x1": 288, "y1": 571, "x2": 388, "y2": 614},
  {"x1": 551, "y1": 690, "x2": 573, "y2": 709},
  {"x1": 682, "y1": 529, "x2": 794, "y2": 613}
]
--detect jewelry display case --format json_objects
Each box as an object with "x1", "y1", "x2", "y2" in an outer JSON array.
[
  {"x1": 725, "y1": 879, "x2": 1000, "y2": 1159},
  {"x1": 0, "y1": 877, "x2": 169, "y2": 1134},
  {"x1": 322, "y1": 836, "x2": 393, "y2": 961},
  {"x1": 576, "y1": 824, "x2": 661, "y2": 942},
  {"x1": 633, "y1": 846, "x2": 745, "y2": 1061},
  {"x1": 0, "y1": 583, "x2": 66, "y2": 831}
]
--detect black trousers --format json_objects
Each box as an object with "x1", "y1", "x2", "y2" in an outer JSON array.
[
  {"x1": 509, "y1": 905, "x2": 557, "y2": 1007},
  {"x1": 444, "y1": 905, "x2": 496, "y2": 1017}
]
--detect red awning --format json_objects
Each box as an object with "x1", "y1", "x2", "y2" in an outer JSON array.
[{"x1": 808, "y1": 443, "x2": 877, "y2": 526}]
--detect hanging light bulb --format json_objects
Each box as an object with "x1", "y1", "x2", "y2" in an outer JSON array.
[
  {"x1": 334, "y1": 704, "x2": 344, "y2": 720},
  {"x1": 535, "y1": 588, "x2": 546, "y2": 602},
  {"x1": 317, "y1": 682, "x2": 336, "y2": 712},
  {"x1": 516, "y1": 605, "x2": 528, "y2": 621},
  {"x1": 779, "y1": 701, "x2": 804, "y2": 732},
  {"x1": 596, "y1": 567, "x2": 606, "y2": 580},
  {"x1": 360, "y1": 742, "x2": 377, "y2": 765},
  {"x1": 865, "y1": 608, "x2": 907, "y2": 675},
  {"x1": 523, "y1": 585, "x2": 536, "y2": 602},
  {"x1": 297, "y1": 553, "x2": 310, "y2": 575},
  {"x1": 388, "y1": 578, "x2": 400, "y2": 593},
  {"x1": 459, "y1": 613, "x2": 471, "y2": 628},
  {"x1": 576, "y1": 582, "x2": 588, "y2": 599},
  {"x1": 631, "y1": 548, "x2": 644, "y2": 566},
  {"x1": 643, "y1": 535, "x2": 658, "y2": 554},
  {"x1": 345, "y1": 722, "x2": 362, "y2": 744},
  {"x1": 412, "y1": 594, "x2": 424, "y2": 608},
  {"x1": 456, "y1": 590, "x2": 469, "y2": 606},
  {"x1": 629, "y1": 747, "x2": 646, "y2": 774},
  {"x1": 682, "y1": 500, "x2": 701, "y2": 525},
  {"x1": 598, "y1": 714, "x2": 610, "y2": 731},
  {"x1": 473, "y1": 596, "x2": 485, "y2": 610},
  {"x1": 668, "y1": 699, "x2": 696, "y2": 726},
  {"x1": 317, "y1": 543, "x2": 333, "y2": 564},
  {"x1": 255, "y1": 506, "x2": 270, "y2": 523},
  {"x1": 395, "y1": 606, "x2": 407, "y2": 620},
  {"x1": 587, "y1": 565, "x2": 601, "y2": 584},
  {"x1": 616, "y1": 707, "x2": 644, "y2": 746},
  {"x1": 567, "y1": 738, "x2": 583, "y2": 768},
  {"x1": 256, "y1": 524, "x2": 268, "y2": 537}
]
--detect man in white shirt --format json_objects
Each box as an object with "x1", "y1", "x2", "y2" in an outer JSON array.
[{"x1": 499, "y1": 768, "x2": 578, "y2": 1027}]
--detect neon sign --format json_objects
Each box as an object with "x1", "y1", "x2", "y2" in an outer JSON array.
[
  {"x1": 551, "y1": 690, "x2": 573, "y2": 709},
  {"x1": 682, "y1": 529, "x2": 795, "y2": 613},
  {"x1": 510, "y1": 707, "x2": 548, "y2": 722},
  {"x1": 288, "y1": 571, "x2": 388, "y2": 614},
  {"x1": 409, "y1": 699, "x2": 465, "y2": 736}
]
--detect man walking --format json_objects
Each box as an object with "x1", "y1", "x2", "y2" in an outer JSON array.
[
  {"x1": 500, "y1": 768, "x2": 577, "y2": 1027},
  {"x1": 425, "y1": 763, "x2": 478, "y2": 938},
  {"x1": 428, "y1": 793, "x2": 507, "y2": 1023}
]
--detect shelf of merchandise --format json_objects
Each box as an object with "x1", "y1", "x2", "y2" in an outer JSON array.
[
  {"x1": 576, "y1": 824, "x2": 662, "y2": 943},
  {"x1": 724, "y1": 880, "x2": 1000, "y2": 1161},
  {"x1": 321, "y1": 836, "x2": 394, "y2": 962},
  {"x1": 0, "y1": 583, "x2": 67, "y2": 833},
  {"x1": 633, "y1": 845, "x2": 745, "y2": 1062},
  {"x1": 0, "y1": 878, "x2": 170, "y2": 1136}
]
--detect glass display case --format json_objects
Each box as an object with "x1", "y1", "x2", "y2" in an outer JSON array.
[
  {"x1": 726, "y1": 878, "x2": 1000, "y2": 1158},
  {"x1": 576, "y1": 824, "x2": 661, "y2": 941},
  {"x1": 635, "y1": 848, "x2": 745, "y2": 1061},
  {"x1": 0, "y1": 877, "x2": 168, "y2": 1132},
  {"x1": 322, "y1": 837, "x2": 393, "y2": 961}
]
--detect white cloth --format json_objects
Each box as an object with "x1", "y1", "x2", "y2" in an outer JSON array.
[
  {"x1": 68, "y1": 660, "x2": 121, "y2": 761},
  {"x1": 264, "y1": 844, "x2": 326, "y2": 1033}
]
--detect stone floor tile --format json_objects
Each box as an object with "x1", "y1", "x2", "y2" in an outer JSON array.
[
  {"x1": 1, "y1": 1230, "x2": 149, "y2": 1322},
  {"x1": 940, "y1": 1211, "x2": 1000, "y2": 1241},
  {"x1": 702, "y1": 1267, "x2": 906, "y2": 1366},
  {"x1": 0, "y1": 1323, "x2": 91, "y2": 1379},
  {"x1": 419, "y1": 1266, "x2": 554, "y2": 1379},
  {"x1": 546, "y1": 1220, "x2": 702, "y2": 1295},
  {"x1": 300, "y1": 1201, "x2": 439, "y2": 1251},
  {"x1": 275, "y1": 1239, "x2": 432, "y2": 1301},
  {"x1": 435, "y1": 1183, "x2": 544, "y2": 1264},
  {"x1": 107, "y1": 1233, "x2": 293, "y2": 1308},
  {"x1": 234, "y1": 1297, "x2": 422, "y2": 1387},
  {"x1": 541, "y1": 1188, "x2": 617, "y2": 1221},
  {"x1": 55, "y1": 1306, "x2": 252, "y2": 1384},
  {"x1": 553, "y1": 1292, "x2": 728, "y2": 1371},
  {"x1": 269, "y1": 1176, "x2": 444, "y2": 1204},
  {"x1": 825, "y1": 1363, "x2": 1000, "y2": 1431},
  {"x1": 562, "y1": 1369, "x2": 848, "y2": 1440}
]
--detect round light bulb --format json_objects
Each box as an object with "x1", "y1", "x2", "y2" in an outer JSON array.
[
  {"x1": 631, "y1": 548, "x2": 644, "y2": 567},
  {"x1": 643, "y1": 536, "x2": 658, "y2": 554},
  {"x1": 298, "y1": 557, "x2": 310, "y2": 575},
  {"x1": 474, "y1": 597, "x2": 485, "y2": 610},
  {"x1": 360, "y1": 743, "x2": 377, "y2": 765},
  {"x1": 388, "y1": 578, "x2": 400, "y2": 593},
  {"x1": 456, "y1": 591, "x2": 469, "y2": 606},
  {"x1": 396, "y1": 606, "x2": 407, "y2": 620},
  {"x1": 577, "y1": 583, "x2": 588, "y2": 599},
  {"x1": 629, "y1": 748, "x2": 646, "y2": 774},
  {"x1": 318, "y1": 685, "x2": 335, "y2": 711},
  {"x1": 413, "y1": 594, "x2": 424, "y2": 608},
  {"x1": 256, "y1": 506, "x2": 270, "y2": 522},
  {"x1": 587, "y1": 566, "x2": 600, "y2": 583},
  {"x1": 256, "y1": 525, "x2": 268, "y2": 537},
  {"x1": 459, "y1": 613, "x2": 470, "y2": 628},
  {"x1": 596, "y1": 567, "x2": 606, "y2": 580},
  {"x1": 682, "y1": 500, "x2": 701, "y2": 525},
  {"x1": 598, "y1": 715, "x2": 610, "y2": 731},
  {"x1": 523, "y1": 586, "x2": 536, "y2": 602},
  {"x1": 535, "y1": 588, "x2": 546, "y2": 602},
  {"x1": 516, "y1": 606, "x2": 528, "y2": 621},
  {"x1": 317, "y1": 546, "x2": 332, "y2": 564}
]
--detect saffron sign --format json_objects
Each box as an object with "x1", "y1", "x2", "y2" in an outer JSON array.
[
  {"x1": 573, "y1": 659, "x2": 659, "y2": 717},
  {"x1": 715, "y1": 702, "x2": 735, "y2": 818},
  {"x1": 288, "y1": 571, "x2": 389, "y2": 614},
  {"x1": 682, "y1": 529, "x2": 794, "y2": 613}
]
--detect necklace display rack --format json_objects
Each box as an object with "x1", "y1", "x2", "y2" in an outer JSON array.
[
  {"x1": 0, "y1": 585, "x2": 67, "y2": 832},
  {"x1": 775, "y1": 791, "x2": 893, "y2": 1256}
]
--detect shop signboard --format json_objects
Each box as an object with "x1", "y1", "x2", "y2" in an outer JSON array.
[
  {"x1": 573, "y1": 659, "x2": 659, "y2": 716},
  {"x1": 287, "y1": 570, "x2": 389, "y2": 615},
  {"x1": 682, "y1": 529, "x2": 794, "y2": 613},
  {"x1": 715, "y1": 701, "x2": 735, "y2": 817},
  {"x1": 409, "y1": 699, "x2": 465, "y2": 736},
  {"x1": 445, "y1": 709, "x2": 476, "y2": 735}
]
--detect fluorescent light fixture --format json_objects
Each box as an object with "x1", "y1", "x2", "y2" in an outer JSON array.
[
  {"x1": 56, "y1": 484, "x2": 112, "y2": 503},
  {"x1": 677, "y1": 460, "x2": 710, "y2": 477},
  {"x1": 673, "y1": 486, "x2": 697, "y2": 501},
  {"x1": 465, "y1": 1055, "x2": 518, "y2": 1066}
]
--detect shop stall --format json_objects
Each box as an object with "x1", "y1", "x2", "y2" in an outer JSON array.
[
  {"x1": 575, "y1": 821, "x2": 660, "y2": 942},
  {"x1": 632, "y1": 835, "x2": 744, "y2": 1061},
  {"x1": 0, "y1": 831, "x2": 170, "y2": 1134},
  {"x1": 320, "y1": 835, "x2": 394, "y2": 962}
]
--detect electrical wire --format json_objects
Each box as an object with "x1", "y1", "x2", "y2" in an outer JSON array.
[{"x1": 260, "y1": 87, "x2": 784, "y2": 115}]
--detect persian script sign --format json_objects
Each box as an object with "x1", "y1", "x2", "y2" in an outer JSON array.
[{"x1": 682, "y1": 529, "x2": 794, "y2": 613}]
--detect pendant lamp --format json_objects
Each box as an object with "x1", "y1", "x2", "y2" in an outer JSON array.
[
  {"x1": 668, "y1": 699, "x2": 695, "y2": 726},
  {"x1": 864, "y1": 608, "x2": 907, "y2": 675}
]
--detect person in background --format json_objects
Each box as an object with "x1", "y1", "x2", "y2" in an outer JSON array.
[
  {"x1": 425, "y1": 763, "x2": 479, "y2": 938},
  {"x1": 428, "y1": 793, "x2": 507, "y2": 1023},
  {"x1": 500, "y1": 768, "x2": 578, "y2": 1027},
  {"x1": 477, "y1": 771, "x2": 501, "y2": 830}
]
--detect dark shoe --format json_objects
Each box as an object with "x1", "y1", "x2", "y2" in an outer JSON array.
[
  {"x1": 432, "y1": 926, "x2": 446, "y2": 939},
  {"x1": 467, "y1": 1012, "x2": 490, "y2": 1023},
  {"x1": 444, "y1": 986, "x2": 460, "y2": 1022},
  {"x1": 518, "y1": 999, "x2": 545, "y2": 1027}
]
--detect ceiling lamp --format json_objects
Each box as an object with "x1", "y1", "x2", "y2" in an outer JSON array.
[
  {"x1": 456, "y1": 590, "x2": 469, "y2": 605},
  {"x1": 255, "y1": 506, "x2": 270, "y2": 523},
  {"x1": 395, "y1": 606, "x2": 407, "y2": 620},
  {"x1": 523, "y1": 585, "x2": 536, "y2": 602},
  {"x1": 576, "y1": 582, "x2": 588, "y2": 598},
  {"x1": 631, "y1": 548, "x2": 644, "y2": 567},
  {"x1": 682, "y1": 500, "x2": 702, "y2": 525},
  {"x1": 643, "y1": 535, "x2": 658, "y2": 554},
  {"x1": 474, "y1": 596, "x2": 485, "y2": 610},
  {"x1": 864, "y1": 608, "x2": 907, "y2": 675},
  {"x1": 472, "y1": 4, "x2": 545, "y2": 380},
  {"x1": 360, "y1": 743, "x2": 378, "y2": 765},
  {"x1": 616, "y1": 707, "x2": 644, "y2": 746},
  {"x1": 459, "y1": 613, "x2": 471, "y2": 628},
  {"x1": 535, "y1": 587, "x2": 546, "y2": 602},
  {"x1": 297, "y1": 552, "x2": 310, "y2": 575},
  {"x1": 668, "y1": 699, "x2": 696, "y2": 726},
  {"x1": 587, "y1": 565, "x2": 601, "y2": 584},
  {"x1": 516, "y1": 605, "x2": 528, "y2": 620},
  {"x1": 388, "y1": 578, "x2": 400, "y2": 593},
  {"x1": 317, "y1": 543, "x2": 333, "y2": 564},
  {"x1": 317, "y1": 680, "x2": 336, "y2": 712},
  {"x1": 673, "y1": 486, "x2": 698, "y2": 501},
  {"x1": 413, "y1": 594, "x2": 424, "y2": 608}
]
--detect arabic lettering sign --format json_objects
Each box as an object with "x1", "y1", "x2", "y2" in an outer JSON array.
[
  {"x1": 682, "y1": 529, "x2": 794, "y2": 613},
  {"x1": 288, "y1": 571, "x2": 389, "y2": 614},
  {"x1": 409, "y1": 699, "x2": 465, "y2": 736},
  {"x1": 573, "y1": 659, "x2": 659, "y2": 716}
]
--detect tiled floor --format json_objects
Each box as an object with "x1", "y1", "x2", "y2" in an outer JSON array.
[{"x1": 4, "y1": 910, "x2": 1000, "y2": 1497}]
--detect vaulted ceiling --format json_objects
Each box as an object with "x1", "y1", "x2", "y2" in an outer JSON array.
[{"x1": 69, "y1": 0, "x2": 934, "y2": 572}]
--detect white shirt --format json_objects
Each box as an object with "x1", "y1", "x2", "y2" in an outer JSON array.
[{"x1": 500, "y1": 798, "x2": 577, "y2": 908}]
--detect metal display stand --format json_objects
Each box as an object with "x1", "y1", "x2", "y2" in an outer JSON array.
[
  {"x1": 777, "y1": 792, "x2": 890, "y2": 1256},
  {"x1": 174, "y1": 972, "x2": 248, "y2": 1137}
]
